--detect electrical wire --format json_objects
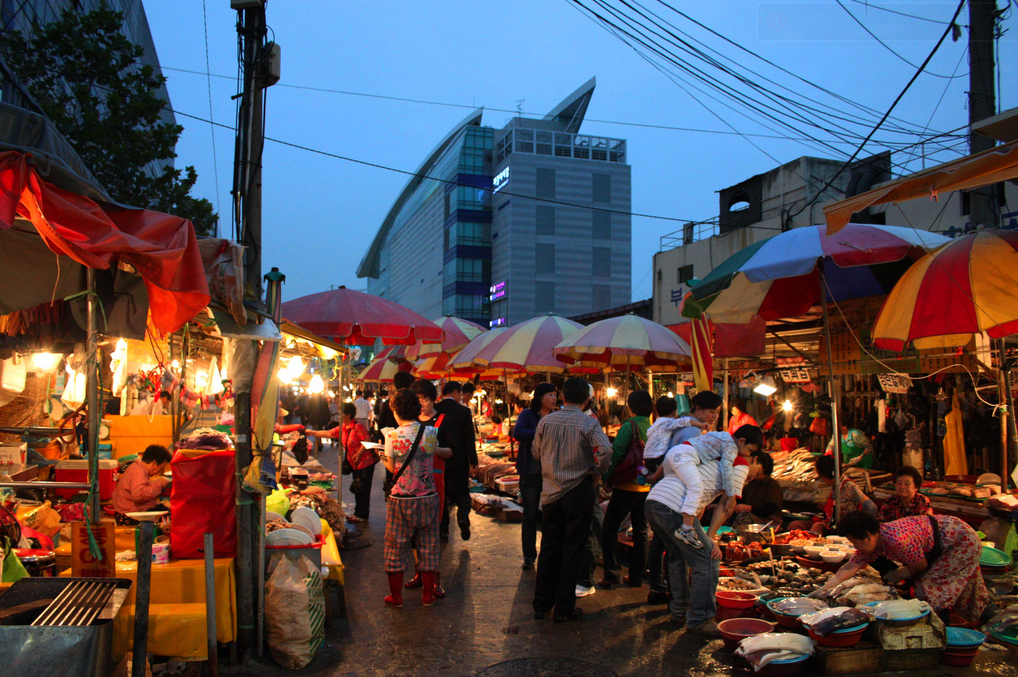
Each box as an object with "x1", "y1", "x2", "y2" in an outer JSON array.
[
  {"x1": 786, "y1": 0, "x2": 968, "y2": 219},
  {"x1": 160, "y1": 64, "x2": 953, "y2": 147},
  {"x1": 847, "y1": 0, "x2": 962, "y2": 26},
  {"x1": 201, "y1": 0, "x2": 222, "y2": 236},
  {"x1": 835, "y1": 0, "x2": 967, "y2": 79}
]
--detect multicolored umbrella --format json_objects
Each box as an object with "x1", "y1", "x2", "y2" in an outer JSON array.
[
  {"x1": 873, "y1": 230, "x2": 1018, "y2": 351},
  {"x1": 682, "y1": 224, "x2": 950, "y2": 323},
  {"x1": 407, "y1": 316, "x2": 486, "y2": 360},
  {"x1": 553, "y1": 314, "x2": 691, "y2": 372},
  {"x1": 453, "y1": 316, "x2": 584, "y2": 374},
  {"x1": 356, "y1": 350, "x2": 414, "y2": 383},
  {"x1": 282, "y1": 286, "x2": 443, "y2": 345}
]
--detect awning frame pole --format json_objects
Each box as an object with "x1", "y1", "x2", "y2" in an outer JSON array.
[
  {"x1": 819, "y1": 263, "x2": 843, "y2": 525},
  {"x1": 86, "y1": 268, "x2": 100, "y2": 524}
]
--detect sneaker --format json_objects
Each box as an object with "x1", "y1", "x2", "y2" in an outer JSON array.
[
  {"x1": 674, "y1": 527, "x2": 703, "y2": 549},
  {"x1": 460, "y1": 524, "x2": 471, "y2": 541},
  {"x1": 669, "y1": 614, "x2": 686, "y2": 625},
  {"x1": 575, "y1": 584, "x2": 596, "y2": 598},
  {"x1": 685, "y1": 619, "x2": 722, "y2": 639}
]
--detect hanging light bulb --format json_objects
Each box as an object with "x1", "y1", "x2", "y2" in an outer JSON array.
[
  {"x1": 309, "y1": 374, "x2": 325, "y2": 394},
  {"x1": 172, "y1": 359, "x2": 181, "y2": 371},
  {"x1": 287, "y1": 356, "x2": 305, "y2": 378},
  {"x1": 782, "y1": 399, "x2": 793, "y2": 412},
  {"x1": 31, "y1": 352, "x2": 60, "y2": 371},
  {"x1": 667, "y1": 391, "x2": 675, "y2": 398},
  {"x1": 606, "y1": 387, "x2": 618, "y2": 397},
  {"x1": 277, "y1": 368, "x2": 293, "y2": 385}
]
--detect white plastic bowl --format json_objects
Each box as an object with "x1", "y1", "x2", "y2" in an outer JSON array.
[{"x1": 820, "y1": 550, "x2": 846, "y2": 564}]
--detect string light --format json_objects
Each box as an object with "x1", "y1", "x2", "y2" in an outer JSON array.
[
  {"x1": 309, "y1": 374, "x2": 325, "y2": 394},
  {"x1": 782, "y1": 399, "x2": 794, "y2": 412},
  {"x1": 31, "y1": 352, "x2": 60, "y2": 371}
]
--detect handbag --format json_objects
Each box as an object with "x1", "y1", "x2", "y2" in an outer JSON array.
[
  {"x1": 382, "y1": 423, "x2": 427, "y2": 497},
  {"x1": 341, "y1": 457, "x2": 353, "y2": 476},
  {"x1": 292, "y1": 432, "x2": 309, "y2": 465},
  {"x1": 609, "y1": 420, "x2": 645, "y2": 487}
]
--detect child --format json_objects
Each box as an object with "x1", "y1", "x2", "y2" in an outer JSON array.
[
  {"x1": 672, "y1": 425, "x2": 763, "y2": 548},
  {"x1": 642, "y1": 396, "x2": 708, "y2": 462}
]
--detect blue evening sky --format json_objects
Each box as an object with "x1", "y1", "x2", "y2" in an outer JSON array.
[{"x1": 145, "y1": 1, "x2": 1016, "y2": 304}]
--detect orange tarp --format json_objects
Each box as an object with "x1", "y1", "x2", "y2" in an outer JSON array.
[{"x1": 824, "y1": 139, "x2": 1018, "y2": 234}]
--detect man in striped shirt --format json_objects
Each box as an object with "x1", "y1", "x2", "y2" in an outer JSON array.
[
  {"x1": 645, "y1": 425, "x2": 763, "y2": 637},
  {"x1": 531, "y1": 377, "x2": 612, "y2": 622}
]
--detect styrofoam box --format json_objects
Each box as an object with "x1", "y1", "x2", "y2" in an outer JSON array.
[{"x1": 0, "y1": 446, "x2": 26, "y2": 473}]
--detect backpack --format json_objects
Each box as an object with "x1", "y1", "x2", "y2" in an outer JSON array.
[{"x1": 608, "y1": 420, "x2": 645, "y2": 487}]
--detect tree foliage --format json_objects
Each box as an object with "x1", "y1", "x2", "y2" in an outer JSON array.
[{"x1": 2, "y1": 8, "x2": 218, "y2": 236}]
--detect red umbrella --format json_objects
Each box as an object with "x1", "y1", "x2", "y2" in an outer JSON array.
[{"x1": 281, "y1": 286, "x2": 443, "y2": 346}]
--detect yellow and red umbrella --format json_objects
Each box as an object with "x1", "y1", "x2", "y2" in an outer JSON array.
[
  {"x1": 553, "y1": 314, "x2": 691, "y2": 373},
  {"x1": 407, "y1": 316, "x2": 486, "y2": 360},
  {"x1": 873, "y1": 230, "x2": 1018, "y2": 351},
  {"x1": 453, "y1": 316, "x2": 584, "y2": 374}
]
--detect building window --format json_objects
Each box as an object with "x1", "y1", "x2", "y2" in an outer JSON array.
[
  {"x1": 536, "y1": 168, "x2": 556, "y2": 200},
  {"x1": 536, "y1": 206, "x2": 555, "y2": 236},
  {"x1": 677, "y1": 264, "x2": 694, "y2": 284},
  {"x1": 540, "y1": 244, "x2": 556, "y2": 274},
  {"x1": 592, "y1": 210, "x2": 611, "y2": 239},
  {"x1": 593, "y1": 285, "x2": 611, "y2": 311},
  {"x1": 535, "y1": 281, "x2": 555, "y2": 314},
  {"x1": 593, "y1": 247, "x2": 611, "y2": 277},
  {"x1": 592, "y1": 173, "x2": 611, "y2": 203},
  {"x1": 450, "y1": 221, "x2": 490, "y2": 247}
]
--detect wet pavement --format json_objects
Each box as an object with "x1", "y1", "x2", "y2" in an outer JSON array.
[{"x1": 241, "y1": 443, "x2": 1018, "y2": 677}]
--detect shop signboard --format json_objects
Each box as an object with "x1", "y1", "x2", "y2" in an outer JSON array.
[
  {"x1": 72, "y1": 521, "x2": 117, "y2": 578},
  {"x1": 878, "y1": 374, "x2": 910, "y2": 394},
  {"x1": 776, "y1": 357, "x2": 811, "y2": 384}
]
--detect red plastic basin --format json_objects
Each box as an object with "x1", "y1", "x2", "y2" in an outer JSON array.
[
  {"x1": 716, "y1": 590, "x2": 757, "y2": 610},
  {"x1": 718, "y1": 618, "x2": 776, "y2": 651},
  {"x1": 808, "y1": 623, "x2": 868, "y2": 648},
  {"x1": 941, "y1": 647, "x2": 979, "y2": 667}
]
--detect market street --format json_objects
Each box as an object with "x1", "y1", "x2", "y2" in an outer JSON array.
[{"x1": 236, "y1": 445, "x2": 1018, "y2": 677}]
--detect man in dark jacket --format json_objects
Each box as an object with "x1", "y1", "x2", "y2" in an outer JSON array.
[{"x1": 435, "y1": 381, "x2": 478, "y2": 542}]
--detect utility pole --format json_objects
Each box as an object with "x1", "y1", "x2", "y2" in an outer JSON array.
[
  {"x1": 232, "y1": 0, "x2": 279, "y2": 658},
  {"x1": 968, "y1": 0, "x2": 998, "y2": 229}
]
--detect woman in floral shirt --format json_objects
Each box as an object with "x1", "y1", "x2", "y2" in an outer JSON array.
[
  {"x1": 381, "y1": 389, "x2": 452, "y2": 608},
  {"x1": 877, "y1": 466, "x2": 933, "y2": 522},
  {"x1": 814, "y1": 511, "x2": 992, "y2": 625}
]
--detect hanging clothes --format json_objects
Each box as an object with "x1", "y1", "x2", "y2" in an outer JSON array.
[{"x1": 943, "y1": 390, "x2": 967, "y2": 477}]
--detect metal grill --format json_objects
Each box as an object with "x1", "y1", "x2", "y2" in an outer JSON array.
[{"x1": 31, "y1": 580, "x2": 118, "y2": 627}]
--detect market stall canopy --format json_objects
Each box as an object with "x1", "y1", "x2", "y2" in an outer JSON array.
[
  {"x1": 279, "y1": 319, "x2": 348, "y2": 358},
  {"x1": 455, "y1": 315, "x2": 585, "y2": 374},
  {"x1": 356, "y1": 350, "x2": 414, "y2": 383},
  {"x1": 280, "y1": 286, "x2": 443, "y2": 346},
  {"x1": 681, "y1": 223, "x2": 950, "y2": 324},
  {"x1": 823, "y1": 139, "x2": 1018, "y2": 234},
  {"x1": 554, "y1": 314, "x2": 691, "y2": 372},
  {"x1": 873, "y1": 229, "x2": 1018, "y2": 350},
  {"x1": 0, "y1": 148, "x2": 209, "y2": 335},
  {"x1": 406, "y1": 316, "x2": 486, "y2": 361}
]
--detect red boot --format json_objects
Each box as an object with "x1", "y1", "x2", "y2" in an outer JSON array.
[
  {"x1": 433, "y1": 571, "x2": 446, "y2": 599},
  {"x1": 421, "y1": 571, "x2": 437, "y2": 607},
  {"x1": 384, "y1": 571, "x2": 404, "y2": 607},
  {"x1": 404, "y1": 570, "x2": 423, "y2": 589}
]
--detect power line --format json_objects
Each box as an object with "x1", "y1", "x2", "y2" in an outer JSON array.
[
  {"x1": 847, "y1": 0, "x2": 962, "y2": 26},
  {"x1": 167, "y1": 107, "x2": 707, "y2": 224},
  {"x1": 787, "y1": 0, "x2": 968, "y2": 219},
  {"x1": 200, "y1": 0, "x2": 222, "y2": 236},
  {"x1": 157, "y1": 64, "x2": 961, "y2": 148},
  {"x1": 835, "y1": 0, "x2": 966, "y2": 78}
]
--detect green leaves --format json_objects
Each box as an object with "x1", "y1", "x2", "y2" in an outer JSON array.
[{"x1": 2, "y1": 8, "x2": 218, "y2": 236}]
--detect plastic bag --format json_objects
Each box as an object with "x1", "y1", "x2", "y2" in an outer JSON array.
[
  {"x1": 266, "y1": 489, "x2": 290, "y2": 518},
  {"x1": 265, "y1": 553, "x2": 325, "y2": 669},
  {"x1": 16, "y1": 501, "x2": 62, "y2": 538}
]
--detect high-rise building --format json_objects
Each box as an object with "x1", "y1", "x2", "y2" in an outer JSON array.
[{"x1": 358, "y1": 78, "x2": 632, "y2": 327}]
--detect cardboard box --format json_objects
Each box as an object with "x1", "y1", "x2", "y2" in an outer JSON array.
[
  {"x1": 812, "y1": 641, "x2": 883, "y2": 675},
  {"x1": 0, "y1": 445, "x2": 25, "y2": 474}
]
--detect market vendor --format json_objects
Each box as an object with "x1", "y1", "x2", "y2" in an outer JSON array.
[
  {"x1": 731, "y1": 451, "x2": 783, "y2": 528},
  {"x1": 111, "y1": 444, "x2": 172, "y2": 525},
  {"x1": 825, "y1": 426, "x2": 874, "y2": 469},
  {"x1": 877, "y1": 465, "x2": 933, "y2": 522},
  {"x1": 813, "y1": 511, "x2": 993, "y2": 625},
  {"x1": 787, "y1": 455, "x2": 877, "y2": 534},
  {"x1": 306, "y1": 403, "x2": 377, "y2": 523},
  {"x1": 727, "y1": 400, "x2": 757, "y2": 435}
]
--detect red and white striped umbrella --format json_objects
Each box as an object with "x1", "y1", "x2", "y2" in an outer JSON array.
[
  {"x1": 407, "y1": 316, "x2": 486, "y2": 360},
  {"x1": 553, "y1": 314, "x2": 691, "y2": 372},
  {"x1": 282, "y1": 286, "x2": 443, "y2": 345},
  {"x1": 451, "y1": 316, "x2": 585, "y2": 374}
]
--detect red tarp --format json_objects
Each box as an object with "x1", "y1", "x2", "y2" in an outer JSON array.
[{"x1": 0, "y1": 151, "x2": 210, "y2": 334}]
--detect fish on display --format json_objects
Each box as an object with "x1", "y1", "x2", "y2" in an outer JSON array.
[
  {"x1": 984, "y1": 604, "x2": 1018, "y2": 634},
  {"x1": 867, "y1": 599, "x2": 931, "y2": 620},
  {"x1": 799, "y1": 606, "x2": 871, "y2": 637},
  {"x1": 771, "y1": 597, "x2": 828, "y2": 616},
  {"x1": 735, "y1": 633, "x2": 815, "y2": 672}
]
